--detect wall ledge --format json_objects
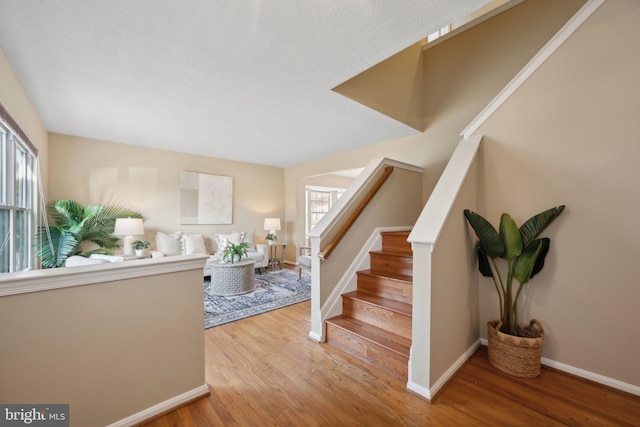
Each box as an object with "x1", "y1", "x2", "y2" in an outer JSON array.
[{"x1": 0, "y1": 254, "x2": 208, "y2": 296}]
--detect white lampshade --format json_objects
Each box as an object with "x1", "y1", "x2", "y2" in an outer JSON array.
[
  {"x1": 264, "y1": 217, "x2": 281, "y2": 232},
  {"x1": 114, "y1": 218, "x2": 144, "y2": 255},
  {"x1": 114, "y1": 218, "x2": 144, "y2": 236}
]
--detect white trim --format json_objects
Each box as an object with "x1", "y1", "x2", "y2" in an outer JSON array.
[
  {"x1": 429, "y1": 340, "x2": 481, "y2": 398},
  {"x1": 461, "y1": 0, "x2": 606, "y2": 139},
  {"x1": 406, "y1": 380, "x2": 432, "y2": 401},
  {"x1": 105, "y1": 384, "x2": 210, "y2": 427},
  {"x1": 308, "y1": 331, "x2": 322, "y2": 342},
  {"x1": 0, "y1": 254, "x2": 209, "y2": 296},
  {"x1": 541, "y1": 358, "x2": 640, "y2": 397},
  {"x1": 408, "y1": 135, "x2": 482, "y2": 246},
  {"x1": 479, "y1": 338, "x2": 639, "y2": 396}
]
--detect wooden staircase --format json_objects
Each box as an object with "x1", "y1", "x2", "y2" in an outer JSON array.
[{"x1": 325, "y1": 230, "x2": 413, "y2": 381}]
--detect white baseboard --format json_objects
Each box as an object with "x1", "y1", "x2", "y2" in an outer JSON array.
[
  {"x1": 406, "y1": 380, "x2": 432, "y2": 401},
  {"x1": 479, "y1": 338, "x2": 640, "y2": 397},
  {"x1": 106, "y1": 384, "x2": 210, "y2": 427},
  {"x1": 308, "y1": 330, "x2": 322, "y2": 342},
  {"x1": 430, "y1": 340, "x2": 482, "y2": 400}
]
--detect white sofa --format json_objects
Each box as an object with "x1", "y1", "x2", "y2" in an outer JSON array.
[{"x1": 152, "y1": 230, "x2": 269, "y2": 277}]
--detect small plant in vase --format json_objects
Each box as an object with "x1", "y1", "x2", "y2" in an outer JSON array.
[
  {"x1": 464, "y1": 205, "x2": 565, "y2": 378},
  {"x1": 132, "y1": 240, "x2": 150, "y2": 256},
  {"x1": 222, "y1": 242, "x2": 250, "y2": 264},
  {"x1": 265, "y1": 233, "x2": 277, "y2": 245}
]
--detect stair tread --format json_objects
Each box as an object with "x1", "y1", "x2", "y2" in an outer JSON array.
[
  {"x1": 326, "y1": 315, "x2": 411, "y2": 356},
  {"x1": 343, "y1": 291, "x2": 412, "y2": 316},
  {"x1": 369, "y1": 249, "x2": 412, "y2": 257},
  {"x1": 357, "y1": 269, "x2": 412, "y2": 284}
]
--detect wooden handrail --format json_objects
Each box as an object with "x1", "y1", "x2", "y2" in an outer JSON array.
[{"x1": 318, "y1": 166, "x2": 394, "y2": 260}]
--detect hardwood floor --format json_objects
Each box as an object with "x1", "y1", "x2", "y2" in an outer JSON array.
[{"x1": 143, "y1": 299, "x2": 640, "y2": 426}]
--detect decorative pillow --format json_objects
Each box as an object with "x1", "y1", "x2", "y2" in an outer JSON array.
[
  {"x1": 156, "y1": 231, "x2": 183, "y2": 256},
  {"x1": 182, "y1": 233, "x2": 208, "y2": 255}
]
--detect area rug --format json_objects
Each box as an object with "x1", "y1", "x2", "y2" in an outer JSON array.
[{"x1": 204, "y1": 268, "x2": 311, "y2": 329}]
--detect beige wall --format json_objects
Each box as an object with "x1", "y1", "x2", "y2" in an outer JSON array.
[
  {"x1": 429, "y1": 157, "x2": 480, "y2": 386},
  {"x1": 48, "y1": 133, "x2": 284, "y2": 252},
  {"x1": 284, "y1": 0, "x2": 585, "y2": 253},
  {"x1": 0, "y1": 257, "x2": 207, "y2": 427},
  {"x1": 474, "y1": 0, "x2": 640, "y2": 386},
  {"x1": 0, "y1": 45, "x2": 49, "y2": 197}
]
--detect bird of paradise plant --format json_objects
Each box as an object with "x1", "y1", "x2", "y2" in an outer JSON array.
[{"x1": 463, "y1": 206, "x2": 565, "y2": 336}]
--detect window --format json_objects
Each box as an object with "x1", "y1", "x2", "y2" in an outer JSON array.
[
  {"x1": 0, "y1": 109, "x2": 38, "y2": 273},
  {"x1": 427, "y1": 24, "x2": 451, "y2": 43},
  {"x1": 305, "y1": 187, "x2": 344, "y2": 237}
]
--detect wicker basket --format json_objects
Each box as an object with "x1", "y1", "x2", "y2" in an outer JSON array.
[{"x1": 487, "y1": 319, "x2": 544, "y2": 378}]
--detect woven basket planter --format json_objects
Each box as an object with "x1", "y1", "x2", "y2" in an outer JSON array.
[{"x1": 487, "y1": 319, "x2": 544, "y2": 378}]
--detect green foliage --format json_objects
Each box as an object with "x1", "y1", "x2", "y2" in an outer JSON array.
[
  {"x1": 132, "y1": 240, "x2": 150, "y2": 250},
  {"x1": 464, "y1": 206, "x2": 565, "y2": 336},
  {"x1": 222, "y1": 242, "x2": 250, "y2": 264},
  {"x1": 35, "y1": 200, "x2": 142, "y2": 268}
]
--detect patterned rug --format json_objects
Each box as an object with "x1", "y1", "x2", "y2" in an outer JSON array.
[{"x1": 204, "y1": 268, "x2": 311, "y2": 328}]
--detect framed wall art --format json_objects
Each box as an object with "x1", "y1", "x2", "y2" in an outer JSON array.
[{"x1": 180, "y1": 171, "x2": 232, "y2": 224}]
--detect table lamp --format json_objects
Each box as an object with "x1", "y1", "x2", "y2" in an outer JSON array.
[
  {"x1": 264, "y1": 217, "x2": 281, "y2": 244},
  {"x1": 114, "y1": 217, "x2": 144, "y2": 255}
]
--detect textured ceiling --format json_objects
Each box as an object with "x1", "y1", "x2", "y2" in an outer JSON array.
[{"x1": 0, "y1": 0, "x2": 488, "y2": 167}]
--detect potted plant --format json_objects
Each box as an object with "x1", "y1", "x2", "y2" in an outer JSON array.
[
  {"x1": 463, "y1": 205, "x2": 565, "y2": 378},
  {"x1": 35, "y1": 199, "x2": 142, "y2": 267},
  {"x1": 265, "y1": 232, "x2": 277, "y2": 245},
  {"x1": 222, "y1": 242, "x2": 250, "y2": 264},
  {"x1": 132, "y1": 240, "x2": 150, "y2": 256}
]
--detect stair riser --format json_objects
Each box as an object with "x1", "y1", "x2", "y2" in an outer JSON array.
[
  {"x1": 381, "y1": 232, "x2": 412, "y2": 255},
  {"x1": 343, "y1": 298, "x2": 412, "y2": 340},
  {"x1": 326, "y1": 323, "x2": 409, "y2": 381},
  {"x1": 357, "y1": 273, "x2": 412, "y2": 304},
  {"x1": 370, "y1": 253, "x2": 413, "y2": 277}
]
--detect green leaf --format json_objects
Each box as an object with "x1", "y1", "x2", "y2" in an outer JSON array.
[
  {"x1": 530, "y1": 238, "x2": 550, "y2": 279},
  {"x1": 519, "y1": 205, "x2": 565, "y2": 247},
  {"x1": 477, "y1": 244, "x2": 493, "y2": 278},
  {"x1": 35, "y1": 227, "x2": 78, "y2": 268},
  {"x1": 463, "y1": 210, "x2": 504, "y2": 258},
  {"x1": 513, "y1": 239, "x2": 543, "y2": 284},
  {"x1": 499, "y1": 213, "x2": 522, "y2": 260}
]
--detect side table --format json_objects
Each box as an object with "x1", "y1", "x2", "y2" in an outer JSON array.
[
  {"x1": 267, "y1": 243, "x2": 287, "y2": 270},
  {"x1": 209, "y1": 258, "x2": 256, "y2": 296}
]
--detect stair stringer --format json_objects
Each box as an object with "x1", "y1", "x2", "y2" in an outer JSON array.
[{"x1": 317, "y1": 226, "x2": 413, "y2": 342}]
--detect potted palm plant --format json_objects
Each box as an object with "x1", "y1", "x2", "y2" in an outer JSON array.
[
  {"x1": 35, "y1": 200, "x2": 142, "y2": 267},
  {"x1": 463, "y1": 205, "x2": 565, "y2": 378}
]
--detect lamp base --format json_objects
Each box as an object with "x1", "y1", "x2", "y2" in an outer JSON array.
[{"x1": 123, "y1": 235, "x2": 134, "y2": 256}]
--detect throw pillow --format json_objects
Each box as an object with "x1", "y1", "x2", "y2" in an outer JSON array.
[
  {"x1": 156, "y1": 231, "x2": 183, "y2": 256},
  {"x1": 182, "y1": 234, "x2": 208, "y2": 255}
]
